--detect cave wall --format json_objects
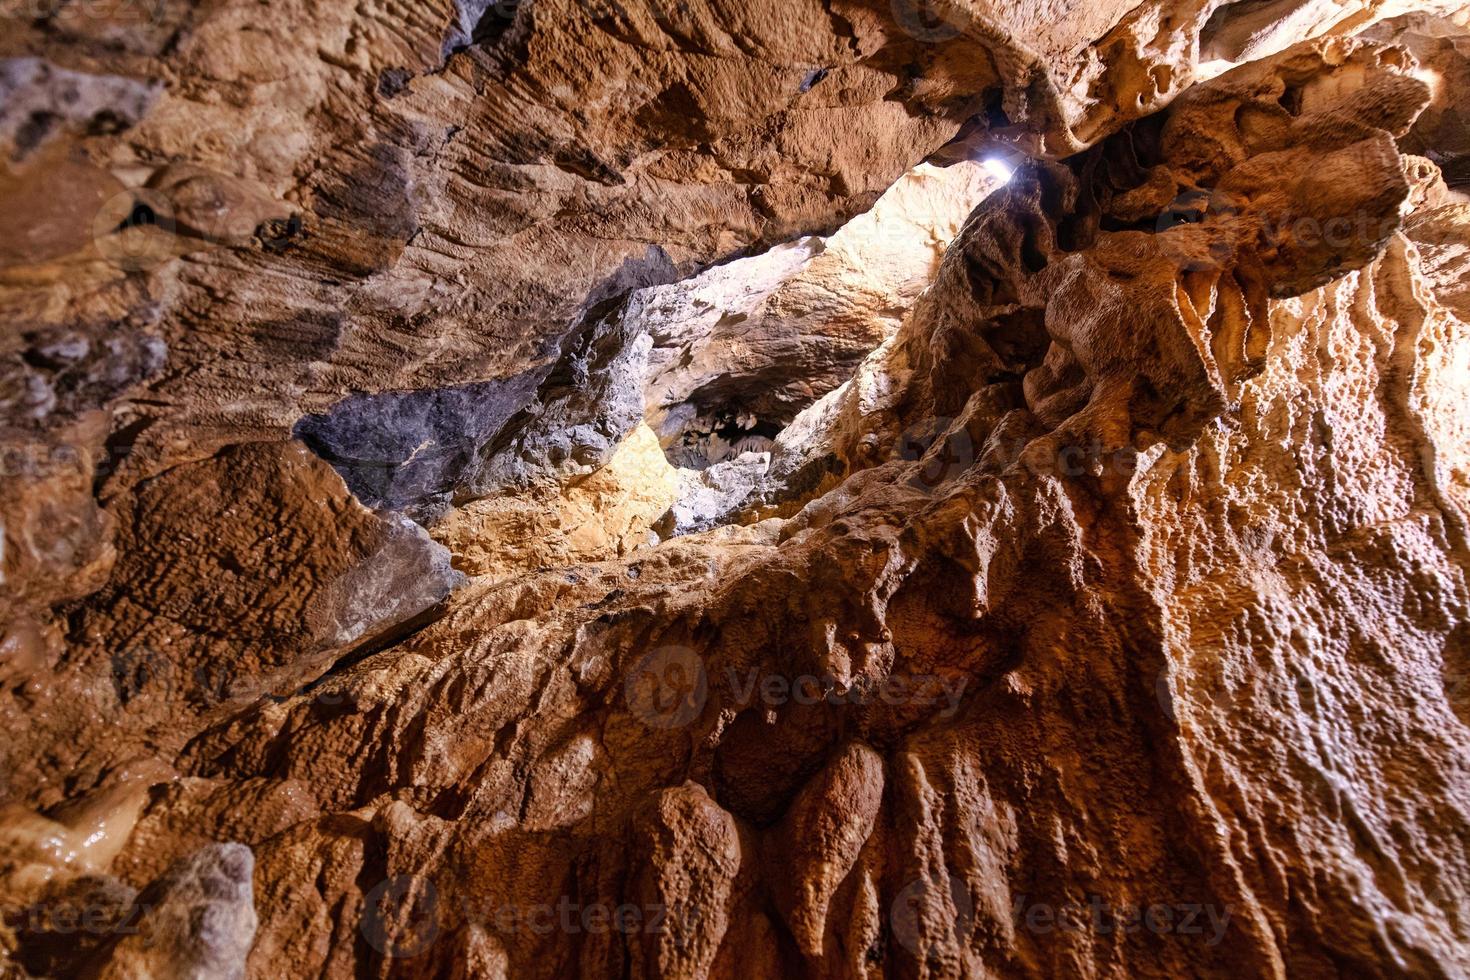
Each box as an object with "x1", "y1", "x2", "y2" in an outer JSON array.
[{"x1": 2, "y1": 1, "x2": 1470, "y2": 978}]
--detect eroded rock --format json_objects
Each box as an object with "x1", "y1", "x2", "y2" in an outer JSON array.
[
  {"x1": 80, "y1": 843, "x2": 258, "y2": 980},
  {"x1": 4, "y1": 4, "x2": 1470, "y2": 980}
]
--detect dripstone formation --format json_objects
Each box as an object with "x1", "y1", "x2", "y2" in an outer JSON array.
[{"x1": 2, "y1": 1, "x2": 1469, "y2": 977}]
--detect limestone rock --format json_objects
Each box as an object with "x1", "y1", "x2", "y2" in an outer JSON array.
[
  {"x1": 765, "y1": 741, "x2": 885, "y2": 956},
  {"x1": 80, "y1": 843, "x2": 258, "y2": 980},
  {"x1": 0, "y1": 0, "x2": 1429, "y2": 498},
  {"x1": 0, "y1": 59, "x2": 159, "y2": 164},
  {"x1": 0, "y1": 441, "x2": 462, "y2": 809},
  {"x1": 1366, "y1": 10, "x2": 1470, "y2": 194},
  {"x1": 4, "y1": 3, "x2": 1470, "y2": 980},
  {"x1": 633, "y1": 160, "x2": 997, "y2": 461},
  {"x1": 435, "y1": 422, "x2": 681, "y2": 579}
]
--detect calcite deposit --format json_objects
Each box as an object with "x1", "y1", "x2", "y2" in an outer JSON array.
[{"x1": 3, "y1": 0, "x2": 1470, "y2": 978}]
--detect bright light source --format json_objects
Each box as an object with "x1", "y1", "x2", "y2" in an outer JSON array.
[
  {"x1": 982, "y1": 157, "x2": 1015, "y2": 183},
  {"x1": 1196, "y1": 58, "x2": 1235, "y2": 81},
  {"x1": 1413, "y1": 65, "x2": 1443, "y2": 98}
]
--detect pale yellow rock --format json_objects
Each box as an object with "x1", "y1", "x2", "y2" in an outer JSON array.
[{"x1": 436, "y1": 423, "x2": 681, "y2": 579}]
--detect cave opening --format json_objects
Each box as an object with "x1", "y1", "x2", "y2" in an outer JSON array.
[
  {"x1": 628, "y1": 150, "x2": 1007, "y2": 528},
  {"x1": 665, "y1": 408, "x2": 784, "y2": 471}
]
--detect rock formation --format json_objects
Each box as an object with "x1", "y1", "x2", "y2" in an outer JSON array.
[{"x1": 2, "y1": 1, "x2": 1470, "y2": 978}]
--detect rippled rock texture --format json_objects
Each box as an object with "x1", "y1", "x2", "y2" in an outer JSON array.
[{"x1": 3, "y1": 1, "x2": 1470, "y2": 978}]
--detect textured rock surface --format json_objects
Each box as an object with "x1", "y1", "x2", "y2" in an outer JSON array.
[
  {"x1": 3, "y1": 2, "x2": 1470, "y2": 979},
  {"x1": 80, "y1": 843, "x2": 258, "y2": 980},
  {"x1": 632, "y1": 159, "x2": 997, "y2": 460},
  {"x1": 1, "y1": 440, "x2": 462, "y2": 810},
  {"x1": 1, "y1": 0, "x2": 1447, "y2": 492},
  {"x1": 434, "y1": 422, "x2": 681, "y2": 579},
  {"x1": 1366, "y1": 9, "x2": 1470, "y2": 191}
]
